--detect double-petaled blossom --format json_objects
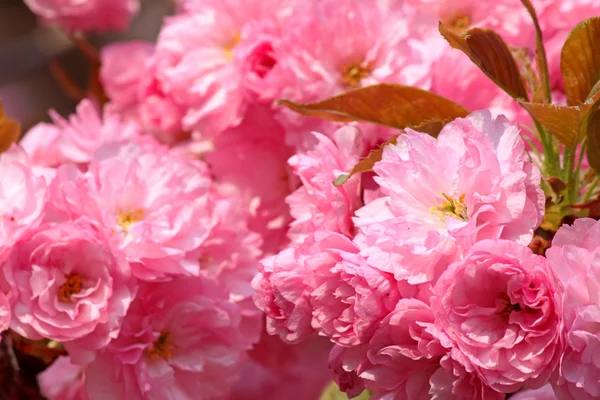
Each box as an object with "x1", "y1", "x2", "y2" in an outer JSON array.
[
  {"x1": 431, "y1": 240, "x2": 562, "y2": 393},
  {"x1": 84, "y1": 278, "x2": 253, "y2": 400},
  {"x1": 50, "y1": 141, "x2": 215, "y2": 280},
  {"x1": 354, "y1": 111, "x2": 544, "y2": 285},
  {"x1": 547, "y1": 218, "x2": 600, "y2": 400},
  {"x1": 0, "y1": 221, "x2": 136, "y2": 364}
]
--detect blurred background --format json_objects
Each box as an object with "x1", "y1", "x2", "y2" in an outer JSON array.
[{"x1": 0, "y1": 0, "x2": 172, "y2": 132}]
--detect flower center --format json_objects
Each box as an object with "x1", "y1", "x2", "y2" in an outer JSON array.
[
  {"x1": 431, "y1": 193, "x2": 468, "y2": 221},
  {"x1": 223, "y1": 33, "x2": 241, "y2": 61},
  {"x1": 341, "y1": 62, "x2": 373, "y2": 88},
  {"x1": 444, "y1": 12, "x2": 471, "y2": 33},
  {"x1": 117, "y1": 209, "x2": 144, "y2": 231},
  {"x1": 147, "y1": 331, "x2": 174, "y2": 361},
  {"x1": 58, "y1": 274, "x2": 84, "y2": 303}
]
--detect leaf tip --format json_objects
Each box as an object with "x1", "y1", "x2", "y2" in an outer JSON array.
[{"x1": 333, "y1": 174, "x2": 350, "y2": 186}]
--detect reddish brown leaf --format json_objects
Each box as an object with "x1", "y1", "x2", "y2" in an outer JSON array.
[
  {"x1": 587, "y1": 109, "x2": 600, "y2": 171},
  {"x1": 0, "y1": 100, "x2": 20, "y2": 154},
  {"x1": 439, "y1": 23, "x2": 529, "y2": 101},
  {"x1": 520, "y1": 0, "x2": 551, "y2": 103},
  {"x1": 278, "y1": 84, "x2": 469, "y2": 130},
  {"x1": 519, "y1": 90, "x2": 600, "y2": 147},
  {"x1": 561, "y1": 17, "x2": 600, "y2": 105}
]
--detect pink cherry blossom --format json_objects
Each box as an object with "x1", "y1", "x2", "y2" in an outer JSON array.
[
  {"x1": 204, "y1": 105, "x2": 294, "y2": 253},
  {"x1": 152, "y1": 0, "x2": 297, "y2": 138},
  {"x1": 431, "y1": 239, "x2": 562, "y2": 393},
  {"x1": 307, "y1": 231, "x2": 401, "y2": 346},
  {"x1": 354, "y1": 111, "x2": 544, "y2": 285},
  {"x1": 84, "y1": 278, "x2": 253, "y2": 400},
  {"x1": 0, "y1": 221, "x2": 136, "y2": 361},
  {"x1": 546, "y1": 218, "x2": 600, "y2": 400},
  {"x1": 100, "y1": 41, "x2": 154, "y2": 115},
  {"x1": 274, "y1": 0, "x2": 437, "y2": 145},
  {"x1": 358, "y1": 299, "x2": 446, "y2": 399},
  {"x1": 21, "y1": 99, "x2": 142, "y2": 167},
  {"x1": 252, "y1": 246, "x2": 313, "y2": 344},
  {"x1": 0, "y1": 145, "x2": 48, "y2": 247},
  {"x1": 286, "y1": 126, "x2": 363, "y2": 244},
  {"x1": 38, "y1": 356, "x2": 88, "y2": 400},
  {"x1": 429, "y1": 354, "x2": 505, "y2": 400},
  {"x1": 23, "y1": 0, "x2": 139, "y2": 32},
  {"x1": 50, "y1": 141, "x2": 215, "y2": 280}
]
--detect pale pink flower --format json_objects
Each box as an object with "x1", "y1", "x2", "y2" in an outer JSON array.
[
  {"x1": 431, "y1": 239, "x2": 562, "y2": 393},
  {"x1": 85, "y1": 278, "x2": 253, "y2": 400},
  {"x1": 204, "y1": 106, "x2": 294, "y2": 253},
  {"x1": 100, "y1": 41, "x2": 154, "y2": 114},
  {"x1": 153, "y1": 0, "x2": 297, "y2": 137},
  {"x1": 358, "y1": 299, "x2": 446, "y2": 399},
  {"x1": 431, "y1": 50, "x2": 530, "y2": 128},
  {"x1": 286, "y1": 126, "x2": 363, "y2": 245},
  {"x1": 0, "y1": 145, "x2": 48, "y2": 247},
  {"x1": 354, "y1": 111, "x2": 544, "y2": 284},
  {"x1": 429, "y1": 354, "x2": 505, "y2": 400},
  {"x1": 185, "y1": 195, "x2": 264, "y2": 344},
  {"x1": 252, "y1": 246, "x2": 313, "y2": 344},
  {"x1": 50, "y1": 141, "x2": 215, "y2": 280},
  {"x1": 21, "y1": 99, "x2": 141, "y2": 167},
  {"x1": 38, "y1": 356, "x2": 88, "y2": 400},
  {"x1": 23, "y1": 0, "x2": 139, "y2": 32},
  {"x1": 307, "y1": 231, "x2": 401, "y2": 346},
  {"x1": 1, "y1": 221, "x2": 136, "y2": 361},
  {"x1": 329, "y1": 345, "x2": 366, "y2": 398},
  {"x1": 546, "y1": 218, "x2": 600, "y2": 400},
  {"x1": 274, "y1": 0, "x2": 437, "y2": 144},
  {"x1": 406, "y1": 0, "x2": 535, "y2": 48}
]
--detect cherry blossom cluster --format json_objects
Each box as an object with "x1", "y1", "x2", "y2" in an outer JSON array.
[{"x1": 14, "y1": 0, "x2": 600, "y2": 399}]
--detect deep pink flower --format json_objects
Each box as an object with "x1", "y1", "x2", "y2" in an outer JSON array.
[
  {"x1": 50, "y1": 141, "x2": 215, "y2": 280},
  {"x1": 85, "y1": 278, "x2": 253, "y2": 400},
  {"x1": 0, "y1": 145, "x2": 47, "y2": 247},
  {"x1": 546, "y1": 218, "x2": 600, "y2": 400},
  {"x1": 286, "y1": 126, "x2": 363, "y2": 244},
  {"x1": 354, "y1": 111, "x2": 544, "y2": 284},
  {"x1": 1, "y1": 221, "x2": 136, "y2": 363},
  {"x1": 429, "y1": 354, "x2": 505, "y2": 400},
  {"x1": 431, "y1": 239, "x2": 562, "y2": 393},
  {"x1": 307, "y1": 231, "x2": 401, "y2": 346},
  {"x1": 38, "y1": 356, "x2": 88, "y2": 400},
  {"x1": 23, "y1": 0, "x2": 139, "y2": 32},
  {"x1": 358, "y1": 299, "x2": 446, "y2": 399},
  {"x1": 21, "y1": 99, "x2": 142, "y2": 167}
]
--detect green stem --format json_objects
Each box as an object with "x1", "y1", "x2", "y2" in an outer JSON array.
[{"x1": 583, "y1": 174, "x2": 600, "y2": 202}]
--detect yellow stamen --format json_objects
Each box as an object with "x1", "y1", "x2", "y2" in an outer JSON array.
[
  {"x1": 147, "y1": 331, "x2": 174, "y2": 361},
  {"x1": 117, "y1": 209, "x2": 144, "y2": 231},
  {"x1": 223, "y1": 33, "x2": 241, "y2": 61},
  {"x1": 431, "y1": 193, "x2": 468, "y2": 221},
  {"x1": 58, "y1": 274, "x2": 84, "y2": 303},
  {"x1": 444, "y1": 12, "x2": 471, "y2": 33},
  {"x1": 341, "y1": 62, "x2": 373, "y2": 88}
]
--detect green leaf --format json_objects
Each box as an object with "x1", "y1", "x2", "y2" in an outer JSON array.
[
  {"x1": 0, "y1": 100, "x2": 20, "y2": 154},
  {"x1": 561, "y1": 17, "x2": 600, "y2": 105},
  {"x1": 439, "y1": 23, "x2": 530, "y2": 101},
  {"x1": 319, "y1": 382, "x2": 372, "y2": 400},
  {"x1": 518, "y1": 90, "x2": 600, "y2": 147},
  {"x1": 278, "y1": 83, "x2": 469, "y2": 130}
]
